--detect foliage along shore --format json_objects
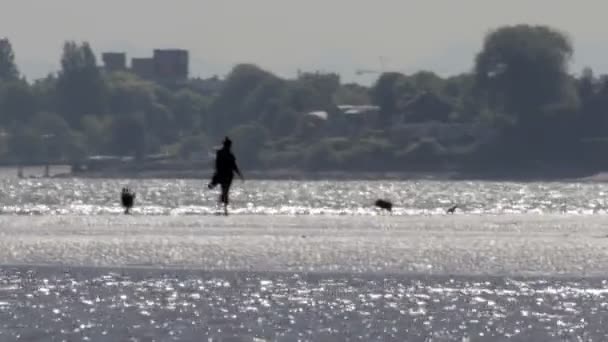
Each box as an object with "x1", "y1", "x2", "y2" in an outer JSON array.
[{"x1": 1, "y1": 24, "x2": 608, "y2": 176}]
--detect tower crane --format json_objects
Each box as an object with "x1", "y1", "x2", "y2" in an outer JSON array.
[{"x1": 355, "y1": 56, "x2": 408, "y2": 76}]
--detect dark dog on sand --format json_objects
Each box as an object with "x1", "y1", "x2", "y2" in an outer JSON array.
[
  {"x1": 121, "y1": 187, "x2": 136, "y2": 214},
  {"x1": 375, "y1": 199, "x2": 393, "y2": 212},
  {"x1": 446, "y1": 205, "x2": 458, "y2": 214}
]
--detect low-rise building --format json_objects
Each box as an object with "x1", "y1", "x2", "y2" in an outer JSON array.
[
  {"x1": 101, "y1": 48, "x2": 190, "y2": 81},
  {"x1": 153, "y1": 49, "x2": 188, "y2": 80},
  {"x1": 131, "y1": 57, "x2": 155, "y2": 79},
  {"x1": 101, "y1": 52, "x2": 126, "y2": 72}
]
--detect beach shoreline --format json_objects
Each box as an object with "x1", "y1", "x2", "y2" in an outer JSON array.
[
  {"x1": 3, "y1": 162, "x2": 606, "y2": 182},
  {"x1": 0, "y1": 213, "x2": 606, "y2": 277},
  {"x1": 56, "y1": 168, "x2": 608, "y2": 183}
]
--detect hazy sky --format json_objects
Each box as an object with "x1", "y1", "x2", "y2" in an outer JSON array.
[{"x1": 3, "y1": 0, "x2": 608, "y2": 84}]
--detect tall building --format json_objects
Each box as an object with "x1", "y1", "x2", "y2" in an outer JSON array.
[
  {"x1": 101, "y1": 48, "x2": 190, "y2": 81},
  {"x1": 153, "y1": 49, "x2": 189, "y2": 80},
  {"x1": 131, "y1": 58, "x2": 155, "y2": 79},
  {"x1": 102, "y1": 52, "x2": 126, "y2": 72}
]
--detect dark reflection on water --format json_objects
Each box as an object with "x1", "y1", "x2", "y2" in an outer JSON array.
[{"x1": 0, "y1": 267, "x2": 607, "y2": 341}]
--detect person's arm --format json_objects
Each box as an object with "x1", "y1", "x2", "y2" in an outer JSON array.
[
  {"x1": 214, "y1": 151, "x2": 221, "y2": 171},
  {"x1": 233, "y1": 157, "x2": 244, "y2": 180}
]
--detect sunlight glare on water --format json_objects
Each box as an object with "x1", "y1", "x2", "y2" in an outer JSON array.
[
  {"x1": 2, "y1": 178, "x2": 608, "y2": 340},
  {"x1": 0, "y1": 178, "x2": 607, "y2": 216}
]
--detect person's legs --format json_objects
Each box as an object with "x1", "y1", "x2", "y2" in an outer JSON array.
[
  {"x1": 208, "y1": 173, "x2": 219, "y2": 189},
  {"x1": 220, "y1": 181, "x2": 232, "y2": 215}
]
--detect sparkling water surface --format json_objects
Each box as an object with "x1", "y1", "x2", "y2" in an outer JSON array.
[
  {"x1": 1, "y1": 178, "x2": 607, "y2": 215},
  {"x1": 2, "y1": 267, "x2": 608, "y2": 342},
  {"x1": 1, "y1": 178, "x2": 608, "y2": 341}
]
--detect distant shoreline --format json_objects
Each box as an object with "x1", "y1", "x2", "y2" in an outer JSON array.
[
  {"x1": 4, "y1": 163, "x2": 606, "y2": 183},
  {"x1": 49, "y1": 166, "x2": 608, "y2": 183}
]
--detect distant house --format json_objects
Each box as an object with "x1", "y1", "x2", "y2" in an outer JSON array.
[
  {"x1": 337, "y1": 105, "x2": 380, "y2": 117},
  {"x1": 336, "y1": 104, "x2": 380, "y2": 136},
  {"x1": 297, "y1": 110, "x2": 329, "y2": 139},
  {"x1": 391, "y1": 92, "x2": 499, "y2": 147},
  {"x1": 300, "y1": 105, "x2": 380, "y2": 137},
  {"x1": 306, "y1": 110, "x2": 329, "y2": 121}
]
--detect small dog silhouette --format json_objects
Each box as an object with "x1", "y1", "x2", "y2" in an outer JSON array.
[
  {"x1": 375, "y1": 199, "x2": 393, "y2": 212},
  {"x1": 446, "y1": 205, "x2": 458, "y2": 214},
  {"x1": 121, "y1": 187, "x2": 136, "y2": 214}
]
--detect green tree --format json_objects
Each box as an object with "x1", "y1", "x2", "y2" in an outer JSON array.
[
  {"x1": 171, "y1": 88, "x2": 208, "y2": 136},
  {"x1": 228, "y1": 123, "x2": 269, "y2": 168},
  {"x1": 442, "y1": 74, "x2": 478, "y2": 122},
  {"x1": 178, "y1": 133, "x2": 209, "y2": 160},
  {"x1": 146, "y1": 102, "x2": 176, "y2": 143},
  {"x1": 577, "y1": 68, "x2": 601, "y2": 136},
  {"x1": 107, "y1": 71, "x2": 157, "y2": 113},
  {"x1": 474, "y1": 25, "x2": 577, "y2": 125},
  {"x1": 56, "y1": 41, "x2": 107, "y2": 127},
  {"x1": 106, "y1": 72, "x2": 177, "y2": 144},
  {"x1": 0, "y1": 80, "x2": 37, "y2": 125},
  {"x1": 288, "y1": 80, "x2": 326, "y2": 112},
  {"x1": 241, "y1": 76, "x2": 287, "y2": 121},
  {"x1": 81, "y1": 115, "x2": 111, "y2": 154},
  {"x1": 407, "y1": 71, "x2": 444, "y2": 94},
  {"x1": 8, "y1": 126, "x2": 45, "y2": 162},
  {"x1": 108, "y1": 112, "x2": 147, "y2": 159},
  {"x1": 209, "y1": 64, "x2": 277, "y2": 136},
  {"x1": 296, "y1": 72, "x2": 340, "y2": 108},
  {"x1": 0, "y1": 38, "x2": 19, "y2": 81},
  {"x1": 30, "y1": 112, "x2": 79, "y2": 161},
  {"x1": 474, "y1": 25, "x2": 580, "y2": 160},
  {"x1": 260, "y1": 103, "x2": 298, "y2": 138},
  {"x1": 30, "y1": 75, "x2": 58, "y2": 112},
  {"x1": 333, "y1": 83, "x2": 371, "y2": 105},
  {"x1": 371, "y1": 72, "x2": 407, "y2": 126}
]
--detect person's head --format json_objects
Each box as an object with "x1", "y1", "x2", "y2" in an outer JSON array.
[{"x1": 222, "y1": 136, "x2": 232, "y2": 149}]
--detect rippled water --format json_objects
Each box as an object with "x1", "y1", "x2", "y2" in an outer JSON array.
[
  {"x1": 1, "y1": 178, "x2": 608, "y2": 215},
  {"x1": 1, "y1": 178, "x2": 608, "y2": 340},
  {"x1": 2, "y1": 267, "x2": 608, "y2": 341}
]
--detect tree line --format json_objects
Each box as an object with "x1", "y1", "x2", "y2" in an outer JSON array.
[{"x1": 1, "y1": 24, "x2": 608, "y2": 172}]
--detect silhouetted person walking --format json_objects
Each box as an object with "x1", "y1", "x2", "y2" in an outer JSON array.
[{"x1": 208, "y1": 137, "x2": 243, "y2": 215}]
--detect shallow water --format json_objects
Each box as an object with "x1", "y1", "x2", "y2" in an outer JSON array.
[
  {"x1": 1, "y1": 178, "x2": 607, "y2": 215},
  {"x1": 1, "y1": 178, "x2": 608, "y2": 340},
  {"x1": 2, "y1": 267, "x2": 608, "y2": 341}
]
